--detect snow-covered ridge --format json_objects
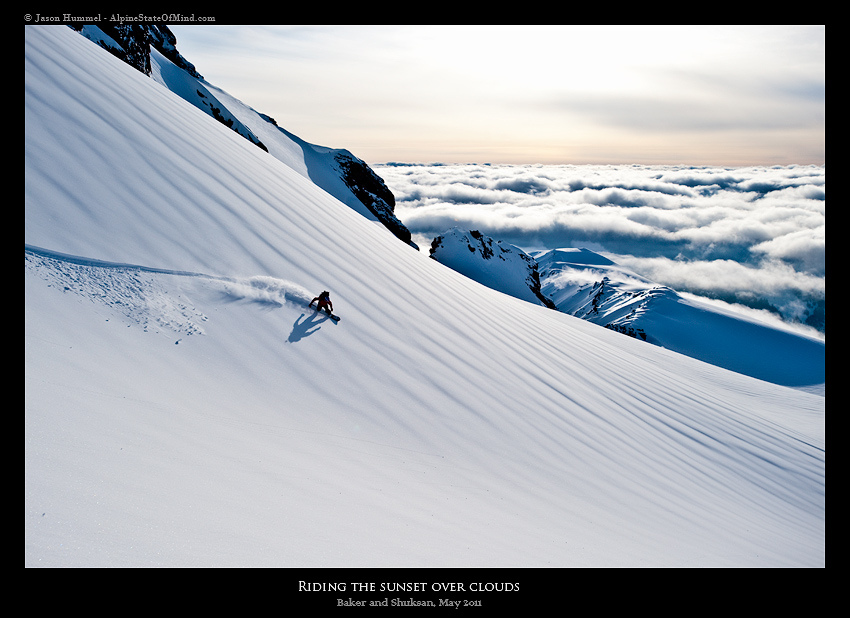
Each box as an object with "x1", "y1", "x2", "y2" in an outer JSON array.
[
  {"x1": 536, "y1": 245, "x2": 825, "y2": 389},
  {"x1": 429, "y1": 228, "x2": 824, "y2": 391},
  {"x1": 25, "y1": 26, "x2": 824, "y2": 567},
  {"x1": 72, "y1": 23, "x2": 413, "y2": 247}
]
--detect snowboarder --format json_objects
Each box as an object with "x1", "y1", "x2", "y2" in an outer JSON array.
[{"x1": 309, "y1": 290, "x2": 335, "y2": 317}]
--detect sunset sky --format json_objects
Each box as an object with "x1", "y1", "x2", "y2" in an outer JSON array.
[{"x1": 171, "y1": 25, "x2": 824, "y2": 166}]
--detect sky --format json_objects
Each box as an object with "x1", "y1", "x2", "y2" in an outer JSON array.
[{"x1": 170, "y1": 25, "x2": 824, "y2": 166}]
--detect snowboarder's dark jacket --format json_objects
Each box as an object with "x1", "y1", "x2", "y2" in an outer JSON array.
[{"x1": 309, "y1": 291, "x2": 333, "y2": 313}]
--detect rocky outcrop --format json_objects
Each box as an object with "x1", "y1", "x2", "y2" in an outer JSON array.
[
  {"x1": 333, "y1": 152, "x2": 413, "y2": 247},
  {"x1": 605, "y1": 323, "x2": 647, "y2": 341},
  {"x1": 70, "y1": 24, "x2": 200, "y2": 78},
  {"x1": 430, "y1": 228, "x2": 557, "y2": 309},
  {"x1": 146, "y1": 25, "x2": 201, "y2": 78}
]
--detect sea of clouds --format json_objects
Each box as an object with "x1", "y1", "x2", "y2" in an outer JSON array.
[{"x1": 376, "y1": 163, "x2": 825, "y2": 333}]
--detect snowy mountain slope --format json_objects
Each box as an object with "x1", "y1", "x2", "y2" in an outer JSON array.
[
  {"x1": 535, "y1": 248, "x2": 653, "y2": 322},
  {"x1": 429, "y1": 227, "x2": 556, "y2": 309},
  {"x1": 147, "y1": 45, "x2": 269, "y2": 152},
  {"x1": 25, "y1": 26, "x2": 824, "y2": 568},
  {"x1": 428, "y1": 228, "x2": 824, "y2": 389},
  {"x1": 188, "y1": 71, "x2": 414, "y2": 247},
  {"x1": 74, "y1": 23, "x2": 412, "y2": 246},
  {"x1": 535, "y1": 248, "x2": 825, "y2": 389}
]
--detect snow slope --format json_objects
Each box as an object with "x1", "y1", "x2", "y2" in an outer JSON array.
[
  {"x1": 144, "y1": 40, "x2": 411, "y2": 246},
  {"x1": 428, "y1": 231, "x2": 824, "y2": 390},
  {"x1": 25, "y1": 26, "x2": 825, "y2": 568},
  {"x1": 535, "y1": 248, "x2": 825, "y2": 389}
]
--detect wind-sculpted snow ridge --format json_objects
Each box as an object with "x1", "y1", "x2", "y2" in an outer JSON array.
[{"x1": 25, "y1": 245, "x2": 314, "y2": 338}]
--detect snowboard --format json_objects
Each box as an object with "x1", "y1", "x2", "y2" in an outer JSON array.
[{"x1": 312, "y1": 306, "x2": 340, "y2": 322}]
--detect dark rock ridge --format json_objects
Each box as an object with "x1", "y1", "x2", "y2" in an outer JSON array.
[
  {"x1": 333, "y1": 152, "x2": 412, "y2": 246},
  {"x1": 70, "y1": 24, "x2": 200, "y2": 79}
]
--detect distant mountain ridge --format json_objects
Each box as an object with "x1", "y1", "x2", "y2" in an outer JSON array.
[
  {"x1": 70, "y1": 24, "x2": 414, "y2": 247},
  {"x1": 430, "y1": 228, "x2": 824, "y2": 389},
  {"x1": 429, "y1": 228, "x2": 556, "y2": 309}
]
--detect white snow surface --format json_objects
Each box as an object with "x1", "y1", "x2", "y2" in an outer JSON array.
[
  {"x1": 25, "y1": 26, "x2": 825, "y2": 567},
  {"x1": 147, "y1": 43, "x2": 381, "y2": 224}
]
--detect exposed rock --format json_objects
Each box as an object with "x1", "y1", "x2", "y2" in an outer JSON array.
[
  {"x1": 146, "y1": 25, "x2": 201, "y2": 78},
  {"x1": 70, "y1": 24, "x2": 199, "y2": 78},
  {"x1": 334, "y1": 152, "x2": 413, "y2": 247}
]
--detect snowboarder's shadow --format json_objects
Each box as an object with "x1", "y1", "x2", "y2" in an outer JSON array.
[{"x1": 288, "y1": 312, "x2": 330, "y2": 343}]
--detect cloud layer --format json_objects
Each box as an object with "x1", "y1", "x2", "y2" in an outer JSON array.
[{"x1": 377, "y1": 163, "x2": 825, "y2": 331}]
